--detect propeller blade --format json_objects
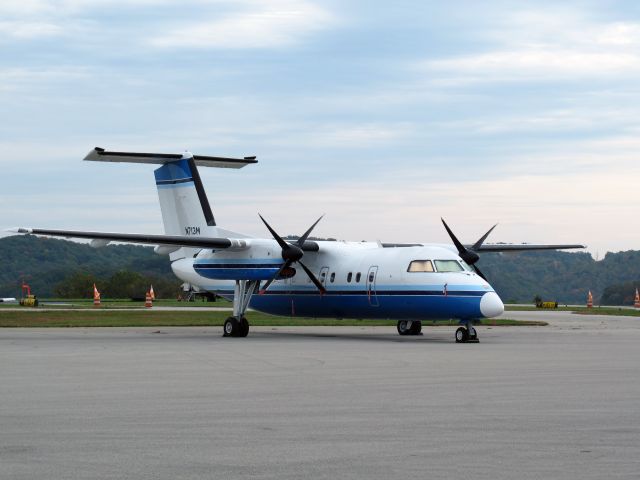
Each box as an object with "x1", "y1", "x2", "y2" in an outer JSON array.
[
  {"x1": 259, "y1": 214, "x2": 289, "y2": 251},
  {"x1": 297, "y1": 215, "x2": 324, "y2": 247},
  {"x1": 299, "y1": 261, "x2": 326, "y2": 294},
  {"x1": 471, "y1": 223, "x2": 498, "y2": 251},
  {"x1": 473, "y1": 264, "x2": 488, "y2": 282},
  {"x1": 441, "y1": 218, "x2": 466, "y2": 256},
  {"x1": 259, "y1": 260, "x2": 293, "y2": 294}
]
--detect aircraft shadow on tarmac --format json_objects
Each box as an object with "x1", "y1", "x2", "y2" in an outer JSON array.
[{"x1": 215, "y1": 330, "x2": 455, "y2": 344}]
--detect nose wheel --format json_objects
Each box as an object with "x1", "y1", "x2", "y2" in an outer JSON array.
[{"x1": 455, "y1": 324, "x2": 479, "y2": 343}]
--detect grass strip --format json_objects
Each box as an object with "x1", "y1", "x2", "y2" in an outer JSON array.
[
  {"x1": 506, "y1": 306, "x2": 640, "y2": 316},
  {"x1": 0, "y1": 310, "x2": 546, "y2": 328}
]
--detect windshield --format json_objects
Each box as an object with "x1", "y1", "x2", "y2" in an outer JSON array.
[
  {"x1": 460, "y1": 261, "x2": 473, "y2": 272},
  {"x1": 407, "y1": 260, "x2": 434, "y2": 272},
  {"x1": 434, "y1": 260, "x2": 464, "y2": 272}
]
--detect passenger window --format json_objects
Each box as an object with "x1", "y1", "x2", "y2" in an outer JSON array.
[
  {"x1": 434, "y1": 260, "x2": 464, "y2": 272},
  {"x1": 407, "y1": 260, "x2": 434, "y2": 272},
  {"x1": 368, "y1": 272, "x2": 374, "y2": 282},
  {"x1": 330, "y1": 272, "x2": 335, "y2": 283},
  {"x1": 347, "y1": 272, "x2": 352, "y2": 283},
  {"x1": 356, "y1": 272, "x2": 361, "y2": 283}
]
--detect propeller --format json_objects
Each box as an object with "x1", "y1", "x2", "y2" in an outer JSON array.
[
  {"x1": 259, "y1": 214, "x2": 326, "y2": 294},
  {"x1": 441, "y1": 218, "x2": 497, "y2": 282}
]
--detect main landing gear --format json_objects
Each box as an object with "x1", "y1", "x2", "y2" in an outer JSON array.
[
  {"x1": 455, "y1": 321, "x2": 479, "y2": 343},
  {"x1": 224, "y1": 316, "x2": 250, "y2": 337},
  {"x1": 397, "y1": 320, "x2": 422, "y2": 336},
  {"x1": 223, "y1": 280, "x2": 259, "y2": 338}
]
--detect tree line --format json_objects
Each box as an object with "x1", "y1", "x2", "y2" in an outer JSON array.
[
  {"x1": 53, "y1": 269, "x2": 181, "y2": 299},
  {"x1": 1, "y1": 234, "x2": 639, "y2": 304}
]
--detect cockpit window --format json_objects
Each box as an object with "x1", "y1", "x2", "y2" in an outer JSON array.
[
  {"x1": 407, "y1": 260, "x2": 434, "y2": 272},
  {"x1": 434, "y1": 260, "x2": 464, "y2": 272},
  {"x1": 460, "y1": 261, "x2": 473, "y2": 272}
]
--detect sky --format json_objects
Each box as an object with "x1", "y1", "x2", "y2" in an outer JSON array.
[{"x1": 1, "y1": 0, "x2": 639, "y2": 256}]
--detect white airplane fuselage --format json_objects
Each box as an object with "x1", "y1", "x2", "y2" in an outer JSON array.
[{"x1": 172, "y1": 239, "x2": 504, "y2": 320}]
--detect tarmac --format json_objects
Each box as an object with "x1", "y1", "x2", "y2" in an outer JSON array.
[{"x1": 1, "y1": 311, "x2": 639, "y2": 479}]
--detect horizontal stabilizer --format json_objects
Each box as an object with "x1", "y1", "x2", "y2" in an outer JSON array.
[{"x1": 84, "y1": 147, "x2": 257, "y2": 169}]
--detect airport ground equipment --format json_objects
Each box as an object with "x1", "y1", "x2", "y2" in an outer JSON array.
[
  {"x1": 8, "y1": 147, "x2": 585, "y2": 343},
  {"x1": 536, "y1": 300, "x2": 558, "y2": 309},
  {"x1": 19, "y1": 282, "x2": 38, "y2": 307}
]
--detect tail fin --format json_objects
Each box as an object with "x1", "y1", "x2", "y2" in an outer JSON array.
[
  {"x1": 84, "y1": 147, "x2": 257, "y2": 256},
  {"x1": 154, "y1": 156, "x2": 216, "y2": 236}
]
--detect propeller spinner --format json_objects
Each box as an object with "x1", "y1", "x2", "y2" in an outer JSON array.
[
  {"x1": 441, "y1": 218, "x2": 496, "y2": 282},
  {"x1": 259, "y1": 214, "x2": 326, "y2": 294}
]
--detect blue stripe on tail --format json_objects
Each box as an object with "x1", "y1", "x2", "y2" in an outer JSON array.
[{"x1": 154, "y1": 159, "x2": 193, "y2": 184}]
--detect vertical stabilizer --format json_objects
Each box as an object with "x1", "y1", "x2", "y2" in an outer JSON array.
[{"x1": 154, "y1": 154, "x2": 216, "y2": 236}]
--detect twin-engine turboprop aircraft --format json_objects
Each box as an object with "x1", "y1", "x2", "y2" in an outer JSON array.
[{"x1": 9, "y1": 148, "x2": 584, "y2": 342}]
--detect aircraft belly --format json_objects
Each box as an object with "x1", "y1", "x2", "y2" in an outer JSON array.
[{"x1": 249, "y1": 292, "x2": 484, "y2": 320}]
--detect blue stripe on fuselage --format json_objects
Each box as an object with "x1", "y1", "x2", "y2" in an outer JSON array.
[
  {"x1": 210, "y1": 286, "x2": 488, "y2": 320},
  {"x1": 194, "y1": 259, "x2": 283, "y2": 280}
]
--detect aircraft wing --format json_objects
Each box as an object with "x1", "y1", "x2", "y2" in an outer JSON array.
[
  {"x1": 8, "y1": 228, "x2": 235, "y2": 249},
  {"x1": 7, "y1": 227, "x2": 320, "y2": 252},
  {"x1": 468, "y1": 243, "x2": 586, "y2": 252},
  {"x1": 383, "y1": 242, "x2": 585, "y2": 251}
]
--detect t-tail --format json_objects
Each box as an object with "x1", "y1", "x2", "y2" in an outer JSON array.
[{"x1": 84, "y1": 147, "x2": 257, "y2": 258}]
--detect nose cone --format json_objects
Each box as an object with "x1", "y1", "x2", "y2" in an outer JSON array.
[{"x1": 480, "y1": 291, "x2": 504, "y2": 318}]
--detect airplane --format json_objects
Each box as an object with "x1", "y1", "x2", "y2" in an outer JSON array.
[{"x1": 8, "y1": 147, "x2": 585, "y2": 343}]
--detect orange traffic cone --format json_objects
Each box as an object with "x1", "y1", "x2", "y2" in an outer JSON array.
[
  {"x1": 634, "y1": 288, "x2": 640, "y2": 309},
  {"x1": 149, "y1": 285, "x2": 155, "y2": 301},
  {"x1": 587, "y1": 290, "x2": 593, "y2": 308},
  {"x1": 145, "y1": 291, "x2": 153, "y2": 308},
  {"x1": 93, "y1": 283, "x2": 101, "y2": 307}
]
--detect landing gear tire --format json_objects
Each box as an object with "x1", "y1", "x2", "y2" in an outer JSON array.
[
  {"x1": 224, "y1": 317, "x2": 239, "y2": 337},
  {"x1": 224, "y1": 317, "x2": 250, "y2": 337},
  {"x1": 224, "y1": 317, "x2": 251, "y2": 337},
  {"x1": 397, "y1": 320, "x2": 422, "y2": 336},
  {"x1": 239, "y1": 317, "x2": 250, "y2": 337},
  {"x1": 397, "y1": 320, "x2": 410, "y2": 336},
  {"x1": 455, "y1": 327, "x2": 469, "y2": 343},
  {"x1": 409, "y1": 321, "x2": 422, "y2": 335},
  {"x1": 455, "y1": 325, "x2": 479, "y2": 343}
]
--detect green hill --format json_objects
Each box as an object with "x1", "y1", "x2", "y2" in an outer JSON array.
[
  {"x1": 477, "y1": 250, "x2": 640, "y2": 304},
  {"x1": 1, "y1": 235, "x2": 639, "y2": 304},
  {"x1": 0, "y1": 235, "x2": 175, "y2": 298}
]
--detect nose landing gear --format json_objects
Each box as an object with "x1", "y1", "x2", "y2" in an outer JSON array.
[{"x1": 455, "y1": 322, "x2": 479, "y2": 343}]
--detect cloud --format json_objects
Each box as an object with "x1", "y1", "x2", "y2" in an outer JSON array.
[
  {"x1": 149, "y1": 0, "x2": 335, "y2": 49},
  {"x1": 426, "y1": 50, "x2": 640, "y2": 81},
  {"x1": 0, "y1": 1, "x2": 54, "y2": 16},
  {"x1": 0, "y1": 21, "x2": 62, "y2": 39},
  {"x1": 420, "y1": 9, "x2": 640, "y2": 83}
]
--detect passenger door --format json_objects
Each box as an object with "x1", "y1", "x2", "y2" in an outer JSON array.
[
  {"x1": 366, "y1": 266, "x2": 379, "y2": 306},
  {"x1": 319, "y1": 266, "x2": 329, "y2": 288}
]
